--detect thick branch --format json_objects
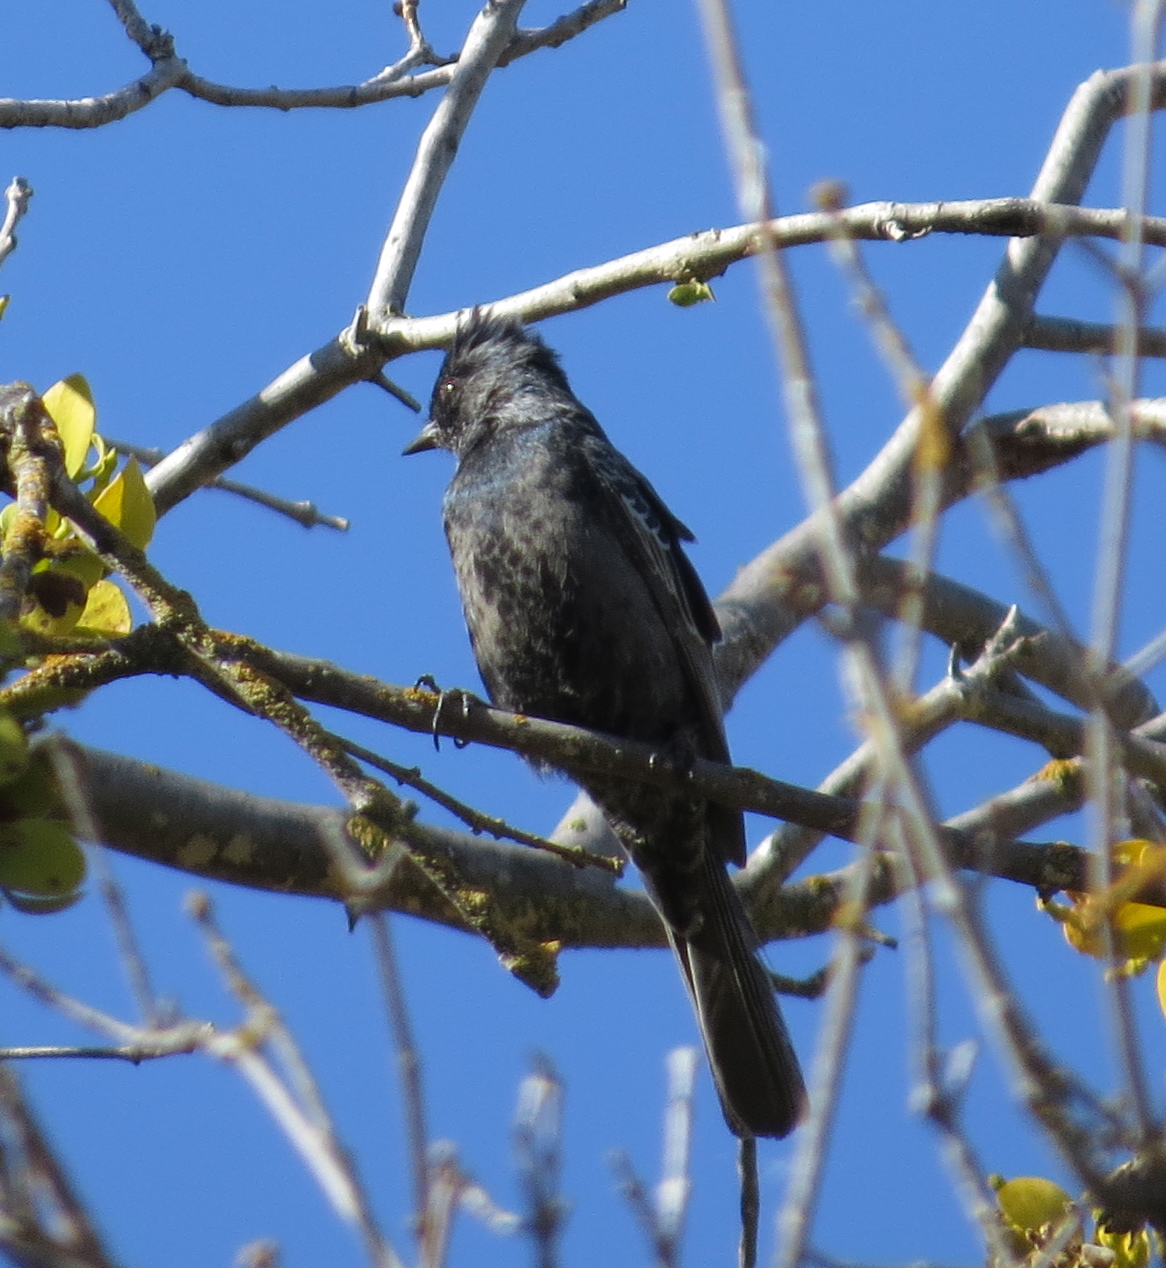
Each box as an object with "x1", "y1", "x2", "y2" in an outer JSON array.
[{"x1": 71, "y1": 739, "x2": 1141, "y2": 959}]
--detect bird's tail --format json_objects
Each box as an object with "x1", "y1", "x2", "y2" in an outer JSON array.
[{"x1": 669, "y1": 852, "x2": 806, "y2": 1139}]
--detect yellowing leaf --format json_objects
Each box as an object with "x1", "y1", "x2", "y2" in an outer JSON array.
[
  {"x1": 0, "y1": 818, "x2": 85, "y2": 899},
  {"x1": 0, "y1": 296, "x2": 9, "y2": 321},
  {"x1": 19, "y1": 581, "x2": 86, "y2": 637},
  {"x1": 1050, "y1": 897, "x2": 1166, "y2": 973},
  {"x1": 73, "y1": 578, "x2": 132, "y2": 637},
  {"x1": 91, "y1": 458, "x2": 156, "y2": 549},
  {"x1": 1097, "y1": 1220, "x2": 1153, "y2": 1268},
  {"x1": 41, "y1": 375, "x2": 96, "y2": 480},
  {"x1": 1040, "y1": 841, "x2": 1166, "y2": 976},
  {"x1": 996, "y1": 1176, "x2": 1074, "y2": 1233}
]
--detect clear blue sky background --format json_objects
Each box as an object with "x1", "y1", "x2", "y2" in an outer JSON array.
[{"x1": 2, "y1": 2, "x2": 1166, "y2": 1265}]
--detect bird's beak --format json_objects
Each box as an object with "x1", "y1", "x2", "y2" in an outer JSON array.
[{"x1": 402, "y1": 419, "x2": 441, "y2": 456}]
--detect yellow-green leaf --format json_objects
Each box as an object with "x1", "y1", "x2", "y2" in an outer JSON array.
[
  {"x1": 50, "y1": 544, "x2": 106, "y2": 593},
  {"x1": 667, "y1": 279, "x2": 715, "y2": 307},
  {"x1": 73, "y1": 578, "x2": 132, "y2": 637},
  {"x1": 996, "y1": 1177, "x2": 1074, "y2": 1232},
  {"x1": 0, "y1": 618, "x2": 23, "y2": 661},
  {"x1": 0, "y1": 296, "x2": 9, "y2": 321},
  {"x1": 42, "y1": 374, "x2": 96, "y2": 480},
  {"x1": 90, "y1": 437, "x2": 118, "y2": 488},
  {"x1": 20, "y1": 605, "x2": 78, "y2": 639},
  {"x1": 0, "y1": 711, "x2": 28, "y2": 787},
  {"x1": 91, "y1": 458, "x2": 156, "y2": 549},
  {"x1": 0, "y1": 754, "x2": 63, "y2": 820},
  {"x1": 0, "y1": 818, "x2": 85, "y2": 898}
]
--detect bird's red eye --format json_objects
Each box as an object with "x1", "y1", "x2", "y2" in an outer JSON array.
[{"x1": 440, "y1": 378, "x2": 457, "y2": 394}]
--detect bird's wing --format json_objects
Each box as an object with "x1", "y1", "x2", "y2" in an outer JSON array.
[{"x1": 584, "y1": 433, "x2": 746, "y2": 865}]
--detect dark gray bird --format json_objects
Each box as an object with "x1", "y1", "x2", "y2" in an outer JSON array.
[{"x1": 404, "y1": 313, "x2": 805, "y2": 1138}]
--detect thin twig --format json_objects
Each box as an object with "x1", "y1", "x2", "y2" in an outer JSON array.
[
  {"x1": 1025, "y1": 313, "x2": 1166, "y2": 356},
  {"x1": 343, "y1": 735, "x2": 620, "y2": 872},
  {"x1": 0, "y1": 177, "x2": 32, "y2": 271},
  {"x1": 186, "y1": 892, "x2": 406, "y2": 1268},
  {"x1": 815, "y1": 184, "x2": 946, "y2": 695},
  {"x1": 45, "y1": 737, "x2": 162, "y2": 1024},
  {"x1": 0, "y1": 1044, "x2": 195, "y2": 1061},
  {"x1": 0, "y1": 1063, "x2": 123, "y2": 1268},
  {"x1": 105, "y1": 0, "x2": 171, "y2": 58},
  {"x1": 369, "y1": 914, "x2": 431, "y2": 1259},
  {"x1": 612, "y1": 1048, "x2": 698, "y2": 1268},
  {"x1": 514, "y1": 1059, "x2": 565, "y2": 1268},
  {"x1": 0, "y1": 2, "x2": 623, "y2": 125},
  {"x1": 657, "y1": 1048, "x2": 697, "y2": 1258},
  {"x1": 899, "y1": 817, "x2": 1013, "y2": 1264},
  {"x1": 105, "y1": 437, "x2": 349, "y2": 531}
]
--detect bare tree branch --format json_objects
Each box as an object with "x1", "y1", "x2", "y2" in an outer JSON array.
[
  {"x1": 106, "y1": 438, "x2": 349, "y2": 531},
  {"x1": 713, "y1": 61, "x2": 1166, "y2": 697},
  {"x1": 0, "y1": 1065, "x2": 124, "y2": 1268},
  {"x1": 0, "y1": 1, "x2": 625, "y2": 127},
  {"x1": 1025, "y1": 313, "x2": 1166, "y2": 356},
  {"x1": 0, "y1": 178, "x2": 33, "y2": 272},
  {"x1": 144, "y1": 196, "x2": 1166, "y2": 515},
  {"x1": 365, "y1": 0, "x2": 527, "y2": 318},
  {"x1": 0, "y1": 59, "x2": 187, "y2": 130}
]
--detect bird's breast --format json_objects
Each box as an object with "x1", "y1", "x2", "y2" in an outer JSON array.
[{"x1": 442, "y1": 452, "x2": 690, "y2": 740}]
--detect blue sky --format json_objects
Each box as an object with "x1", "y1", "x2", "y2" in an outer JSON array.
[{"x1": 1, "y1": 2, "x2": 1166, "y2": 1265}]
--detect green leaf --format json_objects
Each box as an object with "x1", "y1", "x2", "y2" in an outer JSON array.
[
  {"x1": 89, "y1": 437, "x2": 118, "y2": 488},
  {"x1": 0, "y1": 710, "x2": 28, "y2": 787},
  {"x1": 41, "y1": 374, "x2": 96, "y2": 481},
  {"x1": 0, "y1": 618, "x2": 24, "y2": 661},
  {"x1": 3, "y1": 888, "x2": 83, "y2": 915},
  {"x1": 91, "y1": 458, "x2": 156, "y2": 549},
  {"x1": 0, "y1": 754, "x2": 64, "y2": 819},
  {"x1": 667, "y1": 279, "x2": 715, "y2": 307},
  {"x1": 0, "y1": 295, "x2": 9, "y2": 321},
  {"x1": 0, "y1": 818, "x2": 85, "y2": 899}
]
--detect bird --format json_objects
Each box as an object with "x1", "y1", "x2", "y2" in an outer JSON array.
[{"x1": 403, "y1": 312, "x2": 805, "y2": 1138}]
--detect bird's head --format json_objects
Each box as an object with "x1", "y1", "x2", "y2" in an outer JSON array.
[{"x1": 403, "y1": 310, "x2": 573, "y2": 461}]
